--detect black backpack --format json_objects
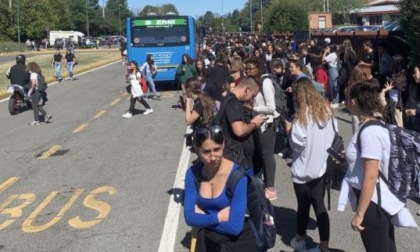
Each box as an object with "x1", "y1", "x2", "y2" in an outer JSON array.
[
  {"x1": 192, "y1": 164, "x2": 276, "y2": 251},
  {"x1": 260, "y1": 74, "x2": 287, "y2": 115},
  {"x1": 357, "y1": 120, "x2": 420, "y2": 203},
  {"x1": 37, "y1": 73, "x2": 48, "y2": 91}
]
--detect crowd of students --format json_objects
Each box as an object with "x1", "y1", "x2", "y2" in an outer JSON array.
[{"x1": 181, "y1": 33, "x2": 420, "y2": 252}]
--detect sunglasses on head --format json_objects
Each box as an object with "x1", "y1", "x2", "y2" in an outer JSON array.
[{"x1": 195, "y1": 125, "x2": 223, "y2": 137}]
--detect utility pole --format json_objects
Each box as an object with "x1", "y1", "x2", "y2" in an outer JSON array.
[
  {"x1": 249, "y1": 0, "x2": 253, "y2": 33},
  {"x1": 86, "y1": 0, "x2": 90, "y2": 38},
  {"x1": 119, "y1": 4, "x2": 122, "y2": 36},
  {"x1": 17, "y1": 0, "x2": 21, "y2": 45},
  {"x1": 260, "y1": 0, "x2": 263, "y2": 30}
]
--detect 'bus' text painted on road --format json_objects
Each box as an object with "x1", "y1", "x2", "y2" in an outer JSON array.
[{"x1": 0, "y1": 177, "x2": 116, "y2": 233}]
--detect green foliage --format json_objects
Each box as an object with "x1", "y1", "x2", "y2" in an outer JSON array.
[
  {"x1": 138, "y1": 4, "x2": 179, "y2": 16},
  {"x1": 399, "y1": 0, "x2": 420, "y2": 65},
  {"x1": 0, "y1": 0, "x2": 132, "y2": 41},
  {"x1": 264, "y1": 0, "x2": 308, "y2": 33}
]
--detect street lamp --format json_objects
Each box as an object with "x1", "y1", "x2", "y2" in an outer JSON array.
[{"x1": 118, "y1": 4, "x2": 122, "y2": 36}]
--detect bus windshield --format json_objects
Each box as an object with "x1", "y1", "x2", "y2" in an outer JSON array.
[{"x1": 131, "y1": 18, "x2": 190, "y2": 47}]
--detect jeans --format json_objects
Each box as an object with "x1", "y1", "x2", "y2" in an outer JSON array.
[
  {"x1": 66, "y1": 62, "x2": 74, "y2": 78},
  {"x1": 145, "y1": 74, "x2": 158, "y2": 96},
  {"x1": 31, "y1": 90, "x2": 47, "y2": 121},
  {"x1": 328, "y1": 67, "x2": 339, "y2": 104},
  {"x1": 54, "y1": 62, "x2": 62, "y2": 80}
]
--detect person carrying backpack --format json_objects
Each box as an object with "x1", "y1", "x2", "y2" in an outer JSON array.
[
  {"x1": 244, "y1": 56, "x2": 281, "y2": 201},
  {"x1": 183, "y1": 125, "x2": 267, "y2": 252},
  {"x1": 283, "y1": 77, "x2": 335, "y2": 252},
  {"x1": 338, "y1": 81, "x2": 418, "y2": 252},
  {"x1": 26, "y1": 62, "x2": 52, "y2": 125}
]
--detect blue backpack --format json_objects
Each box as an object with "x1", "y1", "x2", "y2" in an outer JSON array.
[
  {"x1": 357, "y1": 120, "x2": 420, "y2": 203},
  {"x1": 192, "y1": 164, "x2": 276, "y2": 251}
]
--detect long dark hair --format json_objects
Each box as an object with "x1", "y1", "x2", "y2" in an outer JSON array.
[
  {"x1": 146, "y1": 54, "x2": 154, "y2": 68},
  {"x1": 185, "y1": 77, "x2": 216, "y2": 124},
  {"x1": 181, "y1": 54, "x2": 193, "y2": 64}
]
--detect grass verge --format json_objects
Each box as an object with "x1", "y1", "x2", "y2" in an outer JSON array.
[{"x1": 0, "y1": 50, "x2": 120, "y2": 97}]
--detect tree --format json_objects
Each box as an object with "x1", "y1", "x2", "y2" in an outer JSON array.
[
  {"x1": 200, "y1": 11, "x2": 215, "y2": 31},
  {"x1": 399, "y1": 0, "x2": 420, "y2": 65},
  {"x1": 105, "y1": 0, "x2": 132, "y2": 35},
  {"x1": 230, "y1": 9, "x2": 240, "y2": 26},
  {"x1": 50, "y1": 0, "x2": 74, "y2": 30},
  {"x1": 138, "y1": 4, "x2": 178, "y2": 16},
  {"x1": 264, "y1": 0, "x2": 308, "y2": 33}
]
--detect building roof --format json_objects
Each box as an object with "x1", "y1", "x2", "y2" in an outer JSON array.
[
  {"x1": 349, "y1": 4, "x2": 400, "y2": 14},
  {"x1": 369, "y1": 0, "x2": 400, "y2": 7}
]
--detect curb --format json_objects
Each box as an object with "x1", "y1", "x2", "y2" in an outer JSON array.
[{"x1": 0, "y1": 59, "x2": 119, "y2": 100}]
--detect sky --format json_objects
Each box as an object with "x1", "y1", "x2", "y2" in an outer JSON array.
[{"x1": 127, "y1": 0, "x2": 248, "y2": 16}]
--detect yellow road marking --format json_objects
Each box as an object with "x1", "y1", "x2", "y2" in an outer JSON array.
[
  {"x1": 122, "y1": 93, "x2": 129, "y2": 97},
  {"x1": 160, "y1": 93, "x2": 174, "y2": 97},
  {"x1": 38, "y1": 145, "x2": 61, "y2": 160},
  {"x1": 22, "y1": 189, "x2": 84, "y2": 233},
  {"x1": 110, "y1": 98, "x2": 121, "y2": 105},
  {"x1": 94, "y1": 110, "x2": 107, "y2": 119},
  {"x1": 68, "y1": 186, "x2": 117, "y2": 229},
  {"x1": 0, "y1": 177, "x2": 20, "y2": 194},
  {"x1": 73, "y1": 123, "x2": 89, "y2": 134}
]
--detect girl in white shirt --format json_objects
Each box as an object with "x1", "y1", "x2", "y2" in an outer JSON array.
[
  {"x1": 283, "y1": 77, "x2": 336, "y2": 252},
  {"x1": 342, "y1": 80, "x2": 417, "y2": 251},
  {"x1": 122, "y1": 61, "x2": 153, "y2": 118}
]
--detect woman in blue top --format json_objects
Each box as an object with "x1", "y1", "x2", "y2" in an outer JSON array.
[
  {"x1": 140, "y1": 54, "x2": 160, "y2": 99},
  {"x1": 183, "y1": 125, "x2": 259, "y2": 252}
]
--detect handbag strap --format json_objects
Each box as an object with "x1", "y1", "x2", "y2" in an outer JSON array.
[{"x1": 331, "y1": 116, "x2": 337, "y2": 134}]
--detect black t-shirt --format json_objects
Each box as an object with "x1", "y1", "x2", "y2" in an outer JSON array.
[
  {"x1": 54, "y1": 54, "x2": 63, "y2": 62},
  {"x1": 191, "y1": 100, "x2": 205, "y2": 129},
  {"x1": 219, "y1": 93, "x2": 254, "y2": 169},
  {"x1": 363, "y1": 51, "x2": 375, "y2": 65},
  {"x1": 65, "y1": 53, "x2": 75, "y2": 62}
]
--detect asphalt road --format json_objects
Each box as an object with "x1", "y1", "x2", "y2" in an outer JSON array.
[{"x1": 0, "y1": 63, "x2": 419, "y2": 252}]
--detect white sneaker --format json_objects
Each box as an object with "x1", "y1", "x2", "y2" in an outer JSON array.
[
  {"x1": 290, "y1": 237, "x2": 306, "y2": 252},
  {"x1": 143, "y1": 109, "x2": 153, "y2": 115},
  {"x1": 330, "y1": 103, "x2": 338, "y2": 109},
  {"x1": 122, "y1": 112, "x2": 133, "y2": 118}
]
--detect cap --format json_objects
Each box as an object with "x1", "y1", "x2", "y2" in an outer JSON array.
[{"x1": 324, "y1": 38, "x2": 331, "y2": 44}]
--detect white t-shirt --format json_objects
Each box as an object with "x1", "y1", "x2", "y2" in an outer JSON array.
[
  {"x1": 325, "y1": 52, "x2": 338, "y2": 68},
  {"x1": 339, "y1": 122, "x2": 418, "y2": 227},
  {"x1": 290, "y1": 114, "x2": 336, "y2": 184},
  {"x1": 345, "y1": 123, "x2": 390, "y2": 190},
  {"x1": 30, "y1": 72, "x2": 38, "y2": 89},
  {"x1": 130, "y1": 72, "x2": 143, "y2": 98}
]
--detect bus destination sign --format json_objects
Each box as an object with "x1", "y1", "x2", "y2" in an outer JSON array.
[{"x1": 133, "y1": 19, "x2": 187, "y2": 27}]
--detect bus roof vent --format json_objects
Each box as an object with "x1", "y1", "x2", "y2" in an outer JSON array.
[
  {"x1": 165, "y1": 12, "x2": 176, "y2": 16},
  {"x1": 147, "y1": 12, "x2": 157, "y2": 16}
]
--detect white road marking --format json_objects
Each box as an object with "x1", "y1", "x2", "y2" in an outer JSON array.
[{"x1": 158, "y1": 127, "x2": 192, "y2": 252}]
